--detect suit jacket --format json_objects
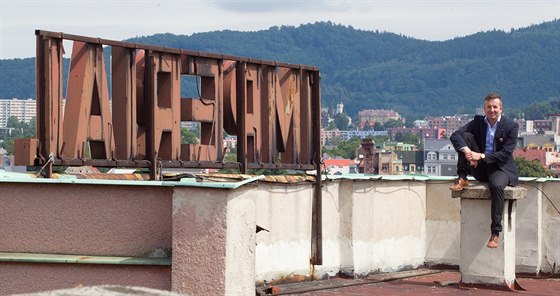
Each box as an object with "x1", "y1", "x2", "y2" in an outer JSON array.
[{"x1": 450, "y1": 115, "x2": 519, "y2": 186}]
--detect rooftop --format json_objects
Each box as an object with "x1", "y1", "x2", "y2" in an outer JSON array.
[
  {"x1": 1, "y1": 171, "x2": 559, "y2": 295},
  {"x1": 274, "y1": 269, "x2": 560, "y2": 295}
]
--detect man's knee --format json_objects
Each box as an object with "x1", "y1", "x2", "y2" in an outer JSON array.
[
  {"x1": 461, "y1": 132, "x2": 475, "y2": 143},
  {"x1": 488, "y1": 181, "x2": 506, "y2": 191}
]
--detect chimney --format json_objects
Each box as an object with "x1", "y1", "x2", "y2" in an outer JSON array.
[{"x1": 361, "y1": 139, "x2": 375, "y2": 174}]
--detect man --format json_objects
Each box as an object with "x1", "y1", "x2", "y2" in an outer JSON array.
[{"x1": 450, "y1": 92, "x2": 519, "y2": 249}]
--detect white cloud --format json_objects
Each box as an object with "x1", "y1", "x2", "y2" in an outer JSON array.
[{"x1": 1, "y1": 0, "x2": 558, "y2": 59}]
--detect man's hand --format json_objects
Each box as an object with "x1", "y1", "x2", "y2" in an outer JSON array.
[{"x1": 465, "y1": 151, "x2": 482, "y2": 161}]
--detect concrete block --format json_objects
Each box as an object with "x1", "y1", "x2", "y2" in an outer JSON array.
[{"x1": 454, "y1": 185, "x2": 527, "y2": 289}]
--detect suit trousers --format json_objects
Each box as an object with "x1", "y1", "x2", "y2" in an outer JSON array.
[{"x1": 457, "y1": 132, "x2": 509, "y2": 235}]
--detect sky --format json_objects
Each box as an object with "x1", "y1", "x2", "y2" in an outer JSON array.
[{"x1": 0, "y1": 0, "x2": 559, "y2": 59}]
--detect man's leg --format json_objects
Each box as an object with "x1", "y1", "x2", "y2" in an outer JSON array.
[
  {"x1": 488, "y1": 170, "x2": 509, "y2": 235},
  {"x1": 452, "y1": 132, "x2": 486, "y2": 190},
  {"x1": 455, "y1": 132, "x2": 480, "y2": 180}
]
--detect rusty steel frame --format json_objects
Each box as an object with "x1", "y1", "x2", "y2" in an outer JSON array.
[{"x1": 15, "y1": 30, "x2": 323, "y2": 264}]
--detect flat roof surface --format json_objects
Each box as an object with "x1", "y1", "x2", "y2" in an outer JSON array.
[{"x1": 272, "y1": 269, "x2": 560, "y2": 296}]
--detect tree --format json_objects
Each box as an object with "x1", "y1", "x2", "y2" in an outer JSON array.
[
  {"x1": 181, "y1": 128, "x2": 199, "y2": 144},
  {"x1": 395, "y1": 132, "x2": 420, "y2": 145},
  {"x1": 362, "y1": 120, "x2": 372, "y2": 131},
  {"x1": 384, "y1": 118, "x2": 404, "y2": 129},
  {"x1": 1, "y1": 116, "x2": 36, "y2": 155},
  {"x1": 324, "y1": 137, "x2": 361, "y2": 159},
  {"x1": 515, "y1": 157, "x2": 553, "y2": 177},
  {"x1": 334, "y1": 113, "x2": 350, "y2": 130}
]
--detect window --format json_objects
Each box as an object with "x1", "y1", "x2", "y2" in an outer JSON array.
[
  {"x1": 427, "y1": 166, "x2": 437, "y2": 174},
  {"x1": 427, "y1": 152, "x2": 437, "y2": 160}
]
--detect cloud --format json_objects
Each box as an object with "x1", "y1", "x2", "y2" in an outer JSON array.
[{"x1": 210, "y1": 0, "x2": 347, "y2": 13}]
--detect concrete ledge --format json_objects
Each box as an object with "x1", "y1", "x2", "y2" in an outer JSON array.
[
  {"x1": 451, "y1": 185, "x2": 527, "y2": 200},
  {"x1": 0, "y1": 252, "x2": 171, "y2": 266}
]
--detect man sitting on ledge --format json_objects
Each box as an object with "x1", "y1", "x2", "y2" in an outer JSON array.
[{"x1": 449, "y1": 92, "x2": 519, "y2": 249}]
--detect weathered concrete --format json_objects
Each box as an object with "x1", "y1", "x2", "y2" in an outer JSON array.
[
  {"x1": 172, "y1": 186, "x2": 256, "y2": 296},
  {"x1": 453, "y1": 185, "x2": 527, "y2": 288},
  {"x1": 425, "y1": 182, "x2": 461, "y2": 266},
  {"x1": 254, "y1": 182, "x2": 314, "y2": 282},
  {"x1": 0, "y1": 183, "x2": 172, "y2": 257},
  {"x1": 0, "y1": 263, "x2": 171, "y2": 295},
  {"x1": 516, "y1": 182, "x2": 543, "y2": 274},
  {"x1": 542, "y1": 181, "x2": 560, "y2": 274},
  {"x1": 14, "y1": 285, "x2": 186, "y2": 296},
  {"x1": 1, "y1": 175, "x2": 558, "y2": 295}
]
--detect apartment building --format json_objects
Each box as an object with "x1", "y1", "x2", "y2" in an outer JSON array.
[{"x1": 0, "y1": 98, "x2": 36, "y2": 127}]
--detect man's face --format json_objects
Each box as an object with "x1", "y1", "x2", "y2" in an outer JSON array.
[{"x1": 484, "y1": 98, "x2": 502, "y2": 122}]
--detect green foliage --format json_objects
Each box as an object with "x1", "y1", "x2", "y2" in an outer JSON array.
[
  {"x1": 0, "y1": 21, "x2": 558, "y2": 120},
  {"x1": 1, "y1": 116, "x2": 36, "y2": 155},
  {"x1": 515, "y1": 157, "x2": 554, "y2": 177},
  {"x1": 334, "y1": 113, "x2": 350, "y2": 130},
  {"x1": 325, "y1": 137, "x2": 362, "y2": 159},
  {"x1": 394, "y1": 132, "x2": 420, "y2": 145},
  {"x1": 516, "y1": 97, "x2": 560, "y2": 120},
  {"x1": 180, "y1": 128, "x2": 199, "y2": 144}
]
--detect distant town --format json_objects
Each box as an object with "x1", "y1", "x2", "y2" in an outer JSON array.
[{"x1": 1, "y1": 98, "x2": 559, "y2": 177}]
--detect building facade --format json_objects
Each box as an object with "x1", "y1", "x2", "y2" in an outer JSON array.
[
  {"x1": 423, "y1": 139, "x2": 458, "y2": 176},
  {"x1": 0, "y1": 98, "x2": 36, "y2": 127}
]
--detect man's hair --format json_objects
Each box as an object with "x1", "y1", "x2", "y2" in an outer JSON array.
[{"x1": 484, "y1": 92, "x2": 501, "y2": 102}]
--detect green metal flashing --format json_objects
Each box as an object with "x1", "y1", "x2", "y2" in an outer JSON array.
[
  {"x1": 176, "y1": 175, "x2": 265, "y2": 189},
  {"x1": 0, "y1": 252, "x2": 171, "y2": 266},
  {"x1": 1, "y1": 170, "x2": 557, "y2": 187},
  {"x1": 322, "y1": 173, "x2": 559, "y2": 183}
]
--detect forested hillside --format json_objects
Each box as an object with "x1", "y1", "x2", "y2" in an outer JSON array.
[{"x1": 1, "y1": 20, "x2": 558, "y2": 119}]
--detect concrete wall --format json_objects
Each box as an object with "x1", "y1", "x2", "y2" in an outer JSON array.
[
  {"x1": 424, "y1": 182, "x2": 461, "y2": 266},
  {"x1": 516, "y1": 182, "x2": 543, "y2": 273},
  {"x1": 0, "y1": 183, "x2": 172, "y2": 257},
  {"x1": 0, "y1": 183, "x2": 173, "y2": 294},
  {"x1": 0, "y1": 263, "x2": 171, "y2": 295},
  {"x1": 254, "y1": 183, "x2": 314, "y2": 282},
  {"x1": 254, "y1": 179, "x2": 427, "y2": 283},
  {"x1": 172, "y1": 186, "x2": 256, "y2": 296},
  {"x1": 542, "y1": 181, "x2": 560, "y2": 273},
  {"x1": 2, "y1": 177, "x2": 559, "y2": 294}
]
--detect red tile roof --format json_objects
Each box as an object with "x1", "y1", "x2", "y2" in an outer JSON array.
[{"x1": 323, "y1": 159, "x2": 355, "y2": 168}]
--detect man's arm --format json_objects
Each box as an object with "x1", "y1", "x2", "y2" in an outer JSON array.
[{"x1": 450, "y1": 117, "x2": 479, "y2": 152}]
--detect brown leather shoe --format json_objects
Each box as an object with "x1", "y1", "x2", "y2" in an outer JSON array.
[
  {"x1": 487, "y1": 234, "x2": 499, "y2": 248},
  {"x1": 450, "y1": 178, "x2": 469, "y2": 191}
]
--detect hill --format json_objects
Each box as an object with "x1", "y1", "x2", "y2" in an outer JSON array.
[{"x1": 1, "y1": 20, "x2": 558, "y2": 120}]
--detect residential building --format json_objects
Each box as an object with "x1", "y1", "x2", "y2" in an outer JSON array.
[
  {"x1": 322, "y1": 158, "x2": 357, "y2": 175},
  {"x1": 0, "y1": 98, "x2": 36, "y2": 127},
  {"x1": 548, "y1": 113, "x2": 560, "y2": 134},
  {"x1": 396, "y1": 151, "x2": 424, "y2": 174},
  {"x1": 423, "y1": 139, "x2": 458, "y2": 176},
  {"x1": 514, "y1": 148, "x2": 547, "y2": 168},
  {"x1": 386, "y1": 127, "x2": 446, "y2": 141},
  {"x1": 518, "y1": 134, "x2": 556, "y2": 151},
  {"x1": 321, "y1": 129, "x2": 387, "y2": 146},
  {"x1": 378, "y1": 141, "x2": 418, "y2": 152},
  {"x1": 426, "y1": 114, "x2": 471, "y2": 137},
  {"x1": 357, "y1": 109, "x2": 401, "y2": 126},
  {"x1": 533, "y1": 119, "x2": 552, "y2": 134},
  {"x1": 358, "y1": 139, "x2": 403, "y2": 175}
]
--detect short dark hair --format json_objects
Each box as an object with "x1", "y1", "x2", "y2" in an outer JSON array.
[{"x1": 484, "y1": 92, "x2": 501, "y2": 102}]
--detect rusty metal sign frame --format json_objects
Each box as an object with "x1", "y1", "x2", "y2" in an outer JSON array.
[{"x1": 15, "y1": 30, "x2": 323, "y2": 265}]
